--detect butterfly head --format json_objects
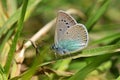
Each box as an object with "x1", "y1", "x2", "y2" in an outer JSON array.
[{"x1": 51, "y1": 44, "x2": 68, "y2": 55}]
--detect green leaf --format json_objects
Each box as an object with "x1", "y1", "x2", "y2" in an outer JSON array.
[
  {"x1": 4, "y1": 0, "x2": 28, "y2": 77},
  {"x1": 0, "y1": 0, "x2": 42, "y2": 37},
  {"x1": 91, "y1": 32, "x2": 120, "y2": 45},
  {"x1": 10, "y1": 43, "x2": 120, "y2": 80},
  {"x1": 60, "y1": 43, "x2": 120, "y2": 59},
  {"x1": 0, "y1": 26, "x2": 14, "y2": 53},
  {"x1": 0, "y1": 8, "x2": 21, "y2": 37},
  {"x1": 116, "y1": 76, "x2": 120, "y2": 80},
  {"x1": 68, "y1": 53, "x2": 116, "y2": 80},
  {"x1": 0, "y1": 64, "x2": 7, "y2": 80},
  {"x1": 1, "y1": 0, "x2": 7, "y2": 11},
  {"x1": 10, "y1": 46, "x2": 49, "y2": 80},
  {"x1": 86, "y1": 0, "x2": 111, "y2": 31}
]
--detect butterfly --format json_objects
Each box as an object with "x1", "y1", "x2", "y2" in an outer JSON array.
[{"x1": 51, "y1": 10, "x2": 88, "y2": 55}]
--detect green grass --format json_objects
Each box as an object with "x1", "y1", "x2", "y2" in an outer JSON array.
[{"x1": 0, "y1": 0, "x2": 120, "y2": 80}]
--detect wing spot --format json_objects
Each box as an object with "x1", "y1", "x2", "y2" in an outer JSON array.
[
  {"x1": 59, "y1": 29, "x2": 62, "y2": 31},
  {"x1": 61, "y1": 19, "x2": 63, "y2": 21},
  {"x1": 84, "y1": 35, "x2": 87, "y2": 38},
  {"x1": 66, "y1": 32, "x2": 68, "y2": 34},
  {"x1": 67, "y1": 26, "x2": 70, "y2": 28},
  {"x1": 66, "y1": 23, "x2": 68, "y2": 24},
  {"x1": 64, "y1": 20, "x2": 66, "y2": 22}
]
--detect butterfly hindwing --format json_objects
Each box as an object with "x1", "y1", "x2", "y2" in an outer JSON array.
[{"x1": 59, "y1": 24, "x2": 88, "y2": 53}]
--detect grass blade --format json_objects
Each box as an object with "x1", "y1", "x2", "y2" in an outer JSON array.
[
  {"x1": 116, "y1": 76, "x2": 120, "y2": 80},
  {"x1": 68, "y1": 53, "x2": 116, "y2": 80},
  {"x1": 10, "y1": 43, "x2": 120, "y2": 80},
  {"x1": 0, "y1": 27, "x2": 14, "y2": 53},
  {"x1": 0, "y1": 0, "x2": 41, "y2": 37},
  {"x1": 91, "y1": 32, "x2": 120, "y2": 45},
  {"x1": 4, "y1": 0, "x2": 28, "y2": 77},
  {"x1": 85, "y1": 0, "x2": 111, "y2": 31},
  {"x1": 0, "y1": 64, "x2": 7, "y2": 80}
]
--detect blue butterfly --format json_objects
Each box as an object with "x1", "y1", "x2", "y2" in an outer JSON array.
[{"x1": 51, "y1": 10, "x2": 88, "y2": 55}]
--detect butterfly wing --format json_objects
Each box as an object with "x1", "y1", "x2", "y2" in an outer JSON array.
[
  {"x1": 55, "y1": 10, "x2": 77, "y2": 45},
  {"x1": 59, "y1": 24, "x2": 88, "y2": 53}
]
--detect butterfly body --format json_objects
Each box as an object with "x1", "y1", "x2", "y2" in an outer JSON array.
[{"x1": 52, "y1": 10, "x2": 88, "y2": 55}]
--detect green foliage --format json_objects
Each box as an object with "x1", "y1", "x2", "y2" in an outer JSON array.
[
  {"x1": 116, "y1": 76, "x2": 120, "y2": 80},
  {"x1": 0, "y1": 0, "x2": 120, "y2": 80},
  {"x1": 0, "y1": 64, "x2": 7, "y2": 80},
  {"x1": 86, "y1": 0, "x2": 110, "y2": 31},
  {"x1": 4, "y1": 0, "x2": 28, "y2": 77}
]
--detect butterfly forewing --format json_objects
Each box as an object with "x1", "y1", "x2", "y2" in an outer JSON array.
[{"x1": 55, "y1": 10, "x2": 77, "y2": 45}]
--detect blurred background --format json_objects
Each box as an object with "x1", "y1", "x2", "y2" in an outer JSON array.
[{"x1": 0, "y1": 0, "x2": 120, "y2": 80}]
